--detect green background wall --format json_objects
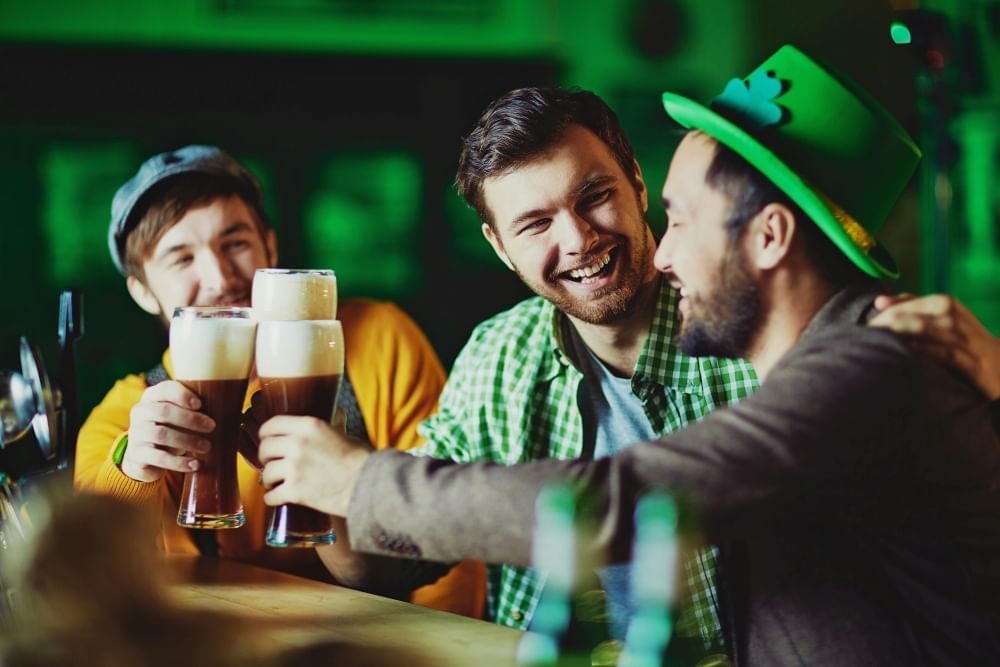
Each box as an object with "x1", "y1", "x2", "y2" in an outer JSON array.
[{"x1": 0, "y1": 0, "x2": 997, "y2": 469}]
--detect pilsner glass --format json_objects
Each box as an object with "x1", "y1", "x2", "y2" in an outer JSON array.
[
  {"x1": 256, "y1": 319, "x2": 344, "y2": 547},
  {"x1": 251, "y1": 269, "x2": 337, "y2": 321},
  {"x1": 171, "y1": 307, "x2": 256, "y2": 529}
]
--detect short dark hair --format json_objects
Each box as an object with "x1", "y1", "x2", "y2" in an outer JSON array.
[
  {"x1": 123, "y1": 172, "x2": 270, "y2": 282},
  {"x1": 455, "y1": 87, "x2": 639, "y2": 228},
  {"x1": 702, "y1": 134, "x2": 876, "y2": 289}
]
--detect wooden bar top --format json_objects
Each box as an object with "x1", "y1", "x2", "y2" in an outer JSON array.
[{"x1": 165, "y1": 555, "x2": 522, "y2": 666}]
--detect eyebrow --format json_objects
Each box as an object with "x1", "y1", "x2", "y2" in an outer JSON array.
[
  {"x1": 507, "y1": 175, "x2": 616, "y2": 229},
  {"x1": 154, "y1": 221, "x2": 255, "y2": 263}
]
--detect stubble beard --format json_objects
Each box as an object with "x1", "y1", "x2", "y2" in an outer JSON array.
[
  {"x1": 514, "y1": 228, "x2": 656, "y2": 326},
  {"x1": 676, "y1": 244, "x2": 762, "y2": 359}
]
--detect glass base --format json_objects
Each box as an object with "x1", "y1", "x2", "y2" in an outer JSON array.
[
  {"x1": 266, "y1": 529, "x2": 336, "y2": 548},
  {"x1": 177, "y1": 509, "x2": 245, "y2": 529},
  {"x1": 266, "y1": 503, "x2": 335, "y2": 548}
]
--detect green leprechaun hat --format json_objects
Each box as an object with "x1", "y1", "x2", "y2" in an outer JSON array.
[{"x1": 662, "y1": 44, "x2": 921, "y2": 279}]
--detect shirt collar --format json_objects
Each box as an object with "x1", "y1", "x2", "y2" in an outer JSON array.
[
  {"x1": 634, "y1": 277, "x2": 705, "y2": 394},
  {"x1": 539, "y1": 299, "x2": 570, "y2": 382},
  {"x1": 539, "y1": 276, "x2": 705, "y2": 393}
]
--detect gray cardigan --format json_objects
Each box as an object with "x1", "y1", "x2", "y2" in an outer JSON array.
[{"x1": 348, "y1": 286, "x2": 1000, "y2": 665}]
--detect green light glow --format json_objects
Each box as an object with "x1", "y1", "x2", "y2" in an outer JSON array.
[
  {"x1": 890, "y1": 21, "x2": 912, "y2": 45},
  {"x1": 302, "y1": 151, "x2": 423, "y2": 299}
]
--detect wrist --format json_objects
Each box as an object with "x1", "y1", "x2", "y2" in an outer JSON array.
[
  {"x1": 111, "y1": 433, "x2": 129, "y2": 466},
  {"x1": 341, "y1": 448, "x2": 372, "y2": 517}
]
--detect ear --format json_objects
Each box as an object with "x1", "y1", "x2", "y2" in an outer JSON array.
[
  {"x1": 632, "y1": 160, "x2": 648, "y2": 214},
  {"x1": 745, "y1": 202, "x2": 796, "y2": 271},
  {"x1": 126, "y1": 275, "x2": 163, "y2": 316},
  {"x1": 481, "y1": 223, "x2": 515, "y2": 272},
  {"x1": 264, "y1": 228, "x2": 278, "y2": 267}
]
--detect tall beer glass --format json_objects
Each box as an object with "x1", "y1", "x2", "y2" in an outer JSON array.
[
  {"x1": 256, "y1": 319, "x2": 343, "y2": 547},
  {"x1": 252, "y1": 269, "x2": 337, "y2": 321},
  {"x1": 170, "y1": 307, "x2": 256, "y2": 529}
]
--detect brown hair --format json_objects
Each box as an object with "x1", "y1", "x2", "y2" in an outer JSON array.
[
  {"x1": 122, "y1": 172, "x2": 270, "y2": 282},
  {"x1": 455, "y1": 87, "x2": 639, "y2": 228},
  {"x1": 702, "y1": 133, "x2": 875, "y2": 289}
]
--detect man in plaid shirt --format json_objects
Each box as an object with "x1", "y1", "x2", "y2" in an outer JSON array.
[{"x1": 412, "y1": 87, "x2": 756, "y2": 658}]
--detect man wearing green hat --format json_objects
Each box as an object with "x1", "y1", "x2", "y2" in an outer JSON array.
[{"x1": 258, "y1": 46, "x2": 999, "y2": 663}]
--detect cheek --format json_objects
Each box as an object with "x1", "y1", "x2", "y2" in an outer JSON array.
[
  {"x1": 179, "y1": 277, "x2": 202, "y2": 304},
  {"x1": 237, "y1": 248, "x2": 267, "y2": 280},
  {"x1": 509, "y1": 238, "x2": 559, "y2": 279}
]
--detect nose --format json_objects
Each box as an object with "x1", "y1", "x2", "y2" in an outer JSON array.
[
  {"x1": 557, "y1": 211, "x2": 600, "y2": 255},
  {"x1": 196, "y1": 249, "x2": 241, "y2": 296},
  {"x1": 653, "y1": 230, "x2": 674, "y2": 275}
]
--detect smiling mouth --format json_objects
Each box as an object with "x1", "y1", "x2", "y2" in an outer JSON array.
[{"x1": 560, "y1": 249, "x2": 616, "y2": 284}]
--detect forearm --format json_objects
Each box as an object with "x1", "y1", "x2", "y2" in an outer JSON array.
[
  {"x1": 315, "y1": 517, "x2": 374, "y2": 587},
  {"x1": 321, "y1": 513, "x2": 452, "y2": 597},
  {"x1": 347, "y1": 450, "x2": 561, "y2": 565}
]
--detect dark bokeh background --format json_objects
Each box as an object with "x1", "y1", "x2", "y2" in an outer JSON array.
[{"x1": 1, "y1": 0, "x2": 997, "y2": 472}]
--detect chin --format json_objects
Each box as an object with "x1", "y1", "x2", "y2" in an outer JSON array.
[{"x1": 677, "y1": 321, "x2": 745, "y2": 359}]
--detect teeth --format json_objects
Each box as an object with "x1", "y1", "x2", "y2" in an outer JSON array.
[
  {"x1": 568, "y1": 253, "x2": 611, "y2": 279},
  {"x1": 679, "y1": 288, "x2": 688, "y2": 297}
]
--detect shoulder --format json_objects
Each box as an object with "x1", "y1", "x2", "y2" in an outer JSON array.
[
  {"x1": 339, "y1": 298, "x2": 416, "y2": 333},
  {"x1": 794, "y1": 322, "x2": 915, "y2": 371},
  {"x1": 84, "y1": 370, "x2": 149, "y2": 421},
  {"x1": 338, "y1": 299, "x2": 431, "y2": 348},
  {"x1": 462, "y1": 296, "x2": 552, "y2": 353},
  {"x1": 768, "y1": 323, "x2": 920, "y2": 416}
]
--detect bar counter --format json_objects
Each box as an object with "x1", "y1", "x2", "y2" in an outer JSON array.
[{"x1": 165, "y1": 555, "x2": 522, "y2": 666}]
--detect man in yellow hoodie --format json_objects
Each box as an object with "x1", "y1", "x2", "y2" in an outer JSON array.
[{"x1": 74, "y1": 145, "x2": 484, "y2": 617}]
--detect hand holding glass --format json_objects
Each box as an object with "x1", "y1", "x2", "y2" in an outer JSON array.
[
  {"x1": 170, "y1": 307, "x2": 256, "y2": 529},
  {"x1": 256, "y1": 319, "x2": 344, "y2": 547}
]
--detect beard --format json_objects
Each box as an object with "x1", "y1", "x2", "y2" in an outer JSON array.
[
  {"x1": 510, "y1": 194, "x2": 657, "y2": 326},
  {"x1": 513, "y1": 233, "x2": 656, "y2": 326},
  {"x1": 677, "y1": 244, "x2": 762, "y2": 359}
]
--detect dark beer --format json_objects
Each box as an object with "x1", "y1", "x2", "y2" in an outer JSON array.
[
  {"x1": 255, "y1": 318, "x2": 343, "y2": 547},
  {"x1": 258, "y1": 374, "x2": 342, "y2": 541},
  {"x1": 170, "y1": 307, "x2": 256, "y2": 529},
  {"x1": 177, "y1": 378, "x2": 248, "y2": 524}
]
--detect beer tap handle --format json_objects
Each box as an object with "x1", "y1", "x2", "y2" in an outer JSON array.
[{"x1": 57, "y1": 289, "x2": 83, "y2": 470}]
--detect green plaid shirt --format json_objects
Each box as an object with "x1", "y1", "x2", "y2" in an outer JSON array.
[{"x1": 416, "y1": 278, "x2": 758, "y2": 645}]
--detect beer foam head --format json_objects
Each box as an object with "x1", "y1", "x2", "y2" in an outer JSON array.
[
  {"x1": 256, "y1": 320, "x2": 344, "y2": 378},
  {"x1": 252, "y1": 269, "x2": 337, "y2": 321},
  {"x1": 169, "y1": 310, "x2": 256, "y2": 381}
]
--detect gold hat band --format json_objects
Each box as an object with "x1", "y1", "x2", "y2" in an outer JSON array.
[{"x1": 815, "y1": 191, "x2": 876, "y2": 253}]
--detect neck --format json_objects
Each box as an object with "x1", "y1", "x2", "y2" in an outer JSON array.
[
  {"x1": 565, "y1": 276, "x2": 661, "y2": 377},
  {"x1": 745, "y1": 267, "x2": 838, "y2": 381}
]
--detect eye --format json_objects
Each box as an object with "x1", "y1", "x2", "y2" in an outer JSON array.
[
  {"x1": 223, "y1": 239, "x2": 250, "y2": 252},
  {"x1": 170, "y1": 255, "x2": 194, "y2": 268},
  {"x1": 519, "y1": 218, "x2": 551, "y2": 235},
  {"x1": 582, "y1": 188, "x2": 612, "y2": 208}
]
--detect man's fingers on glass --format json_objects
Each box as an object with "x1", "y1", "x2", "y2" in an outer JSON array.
[
  {"x1": 131, "y1": 421, "x2": 211, "y2": 454},
  {"x1": 145, "y1": 447, "x2": 200, "y2": 473},
  {"x1": 260, "y1": 460, "x2": 287, "y2": 492},
  {"x1": 145, "y1": 379, "x2": 202, "y2": 409},
  {"x1": 132, "y1": 400, "x2": 215, "y2": 433}
]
